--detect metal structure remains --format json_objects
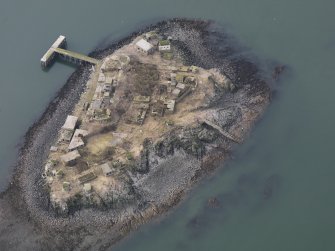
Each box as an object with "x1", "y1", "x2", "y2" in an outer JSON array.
[{"x1": 202, "y1": 119, "x2": 241, "y2": 144}]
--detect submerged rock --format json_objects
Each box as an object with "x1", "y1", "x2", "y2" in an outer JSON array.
[{"x1": 207, "y1": 197, "x2": 221, "y2": 208}]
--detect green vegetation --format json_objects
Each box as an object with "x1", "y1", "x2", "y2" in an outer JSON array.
[
  {"x1": 190, "y1": 65, "x2": 198, "y2": 73},
  {"x1": 126, "y1": 152, "x2": 134, "y2": 160},
  {"x1": 119, "y1": 55, "x2": 129, "y2": 64},
  {"x1": 66, "y1": 192, "x2": 83, "y2": 214},
  {"x1": 130, "y1": 61, "x2": 160, "y2": 96},
  {"x1": 162, "y1": 52, "x2": 173, "y2": 60},
  {"x1": 159, "y1": 40, "x2": 170, "y2": 46},
  {"x1": 63, "y1": 182, "x2": 71, "y2": 191},
  {"x1": 146, "y1": 31, "x2": 158, "y2": 39},
  {"x1": 57, "y1": 169, "x2": 65, "y2": 179},
  {"x1": 176, "y1": 74, "x2": 185, "y2": 83},
  {"x1": 165, "y1": 120, "x2": 174, "y2": 126},
  {"x1": 50, "y1": 159, "x2": 59, "y2": 166},
  {"x1": 100, "y1": 146, "x2": 115, "y2": 160}
]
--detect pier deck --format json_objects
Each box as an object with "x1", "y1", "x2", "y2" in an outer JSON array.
[
  {"x1": 54, "y1": 47, "x2": 99, "y2": 65},
  {"x1": 40, "y1": 35, "x2": 99, "y2": 69}
]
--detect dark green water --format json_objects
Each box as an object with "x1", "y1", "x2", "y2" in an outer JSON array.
[{"x1": 1, "y1": 0, "x2": 335, "y2": 250}]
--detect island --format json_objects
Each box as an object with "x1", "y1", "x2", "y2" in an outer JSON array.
[
  {"x1": 0, "y1": 19, "x2": 283, "y2": 250},
  {"x1": 45, "y1": 31, "x2": 244, "y2": 214}
]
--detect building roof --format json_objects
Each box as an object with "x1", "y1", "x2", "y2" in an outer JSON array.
[
  {"x1": 83, "y1": 183, "x2": 92, "y2": 192},
  {"x1": 68, "y1": 129, "x2": 88, "y2": 151},
  {"x1": 166, "y1": 100, "x2": 175, "y2": 113},
  {"x1": 105, "y1": 77, "x2": 113, "y2": 84},
  {"x1": 60, "y1": 150, "x2": 81, "y2": 163},
  {"x1": 62, "y1": 115, "x2": 78, "y2": 131},
  {"x1": 100, "y1": 163, "x2": 113, "y2": 175},
  {"x1": 136, "y1": 39, "x2": 154, "y2": 52},
  {"x1": 68, "y1": 137, "x2": 84, "y2": 151},
  {"x1": 172, "y1": 88, "x2": 181, "y2": 96},
  {"x1": 176, "y1": 83, "x2": 186, "y2": 90}
]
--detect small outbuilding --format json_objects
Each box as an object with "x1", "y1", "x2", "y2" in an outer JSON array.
[
  {"x1": 172, "y1": 88, "x2": 181, "y2": 97},
  {"x1": 100, "y1": 163, "x2": 113, "y2": 176},
  {"x1": 83, "y1": 183, "x2": 92, "y2": 193},
  {"x1": 136, "y1": 39, "x2": 154, "y2": 55},
  {"x1": 158, "y1": 40, "x2": 171, "y2": 51}
]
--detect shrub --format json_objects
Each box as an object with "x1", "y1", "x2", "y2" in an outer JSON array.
[{"x1": 126, "y1": 152, "x2": 134, "y2": 160}]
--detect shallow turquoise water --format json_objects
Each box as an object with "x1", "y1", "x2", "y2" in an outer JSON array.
[{"x1": 1, "y1": 0, "x2": 335, "y2": 250}]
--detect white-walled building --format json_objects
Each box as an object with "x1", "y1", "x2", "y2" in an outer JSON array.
[
  {"x1": 136, "y1": 39, "x2": 154, "y2": 55},
  {"x1": 158, "y1": 40, "x2": 171, "y2": 52}
]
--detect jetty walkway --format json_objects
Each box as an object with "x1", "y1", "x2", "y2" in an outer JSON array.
[{"x1": 40, "y1": 35, "x2": 99, "y2": 69}]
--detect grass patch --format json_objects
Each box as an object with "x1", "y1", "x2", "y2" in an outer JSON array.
[
  {"x1": 162, "y1": 52, "x2": 173, "y2": 60},
  {"x1": 159, "y1": 40, "x2": 170, "y2": 46}
]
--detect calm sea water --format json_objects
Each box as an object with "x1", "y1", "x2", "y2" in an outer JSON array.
[{"x1": 1, "y1": 0, "x2": 335, "y2": 250}]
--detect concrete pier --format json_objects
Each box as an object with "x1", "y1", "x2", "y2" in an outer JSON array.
[
  {"x1": 40, "y1": 35, "x2": 67, "y2": 68},
  {"x1": 54, "y1": 47, "x2": 99, "y2": 65},
  {"x1": 40, "y1": 35, "x2": 99, "y2": 69}
]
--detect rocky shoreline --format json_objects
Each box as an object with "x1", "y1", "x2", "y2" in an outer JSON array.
[{"x1": 0, "y1": 19, "x2": 281, "y2": 250}]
